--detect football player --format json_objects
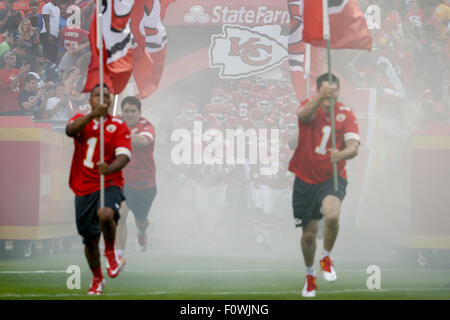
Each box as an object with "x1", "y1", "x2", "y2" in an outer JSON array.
[
  {"x1": 288, "y1": 74, "x2": 360, "y2": 298},
  {"x1": 66, "y1": 85, "x2": 131, "y2": 295},
  {"x1": 116, "y1": 97, "x2": 157, "y2": 269}
]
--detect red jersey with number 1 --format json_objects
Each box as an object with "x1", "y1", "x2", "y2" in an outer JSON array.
[
  {"x1": 68, "y1": 114, "x2": 132, "y2": 196},
  {"x1": 288, "y1": 99, "x2": 360, "y2": 184},
  {"x1": 123, "y1": 117, "x2": 156, "y2": 189}
]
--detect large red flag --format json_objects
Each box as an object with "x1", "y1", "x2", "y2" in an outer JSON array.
[
  {"x1": 83, "y1": 0, "x2": 135, "y2": 95},
  {"x1": 131, "y1": 0, "x2": 175, "y2": 99},
  {"x1": 303, "y1": 0, "x2": 372, "y2": 50}
]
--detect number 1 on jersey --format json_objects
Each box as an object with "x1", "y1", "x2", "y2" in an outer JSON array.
[
  {"x1": 83, "y1": 137, "x2": 97, "y2": 169},
  {"x1": 315, "y1": 125, "x2": 331, "y2": 155}
]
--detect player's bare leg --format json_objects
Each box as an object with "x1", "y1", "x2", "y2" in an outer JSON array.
[
  {"x1": 320, "y1": 195, "x2": 341, "y2": 282},
  {"x1": 136, "y1": 218, "x2": 150, "y2": 252},
  {"x1": 301, "y1": 220, "x2": 319, "y2": 297},
  {"x1": 322, "y1": 195, "x2": 341, "y2": 252},
  {"x1": 85, "y1": 235, "x2": 105, "y2": 295},
  {"x1": 301, "y1": 219, "x2": 319, "y2": 268},
  {"x1": 85, "y1": 235, "x2": 101, "y2": 271},
  {"x1": 98, "y1": 208, "x2": 117, "y2": 242},
  {"x1": 98, "y1": 207, "x2": 121, "y2": 278},
  {"x1": 116, "y1": 201, "x2": 129, "y2": 269}
]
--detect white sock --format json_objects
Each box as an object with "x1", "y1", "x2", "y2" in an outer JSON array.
[
  {"x1": 306, "y1": 266, "x2": 315, "y2": 275},
  {"x1": 322, "y1": 249, "x2": 330, "y2": 258}
]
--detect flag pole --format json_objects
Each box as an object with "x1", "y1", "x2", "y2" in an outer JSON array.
[
  {"x1": 112, "y1": 95, "x2": 119, "y2": 116},
  {"x1": 322, "y1": 0, "x2": 338, "y2": 191},
  {"x1": 305, "y1": 43, "x2": 311, "y2": 98},
  {"x1": 96, "y1": 0, "x2": 105, "y2": 208}
]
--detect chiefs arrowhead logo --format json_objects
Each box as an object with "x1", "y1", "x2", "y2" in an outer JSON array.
[
  {"x1": 209, "y1": 25, "x2": 288, "y2": 79},
  {"x1": 106, "y1": 124, "x2": 117, "y2": 133}
]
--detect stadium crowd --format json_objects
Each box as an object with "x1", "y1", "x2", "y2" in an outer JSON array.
[
  {"x1": 352, "y1": 0, "x2": 450, "y2": 126},
  {"x1": 0, "y1": 0, "x2": 93, "y2": 120}
]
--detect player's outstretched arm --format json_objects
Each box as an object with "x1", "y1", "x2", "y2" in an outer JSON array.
[
  {"x1": 131, "y1": 134, "x2": 151, "y2": 147},
  {"x1": 66, "y1": 113, "x2": 96, "y2": 137},
  {"x1": 298, "y1": 83, "x2": 338, "y2": 122},
  {"x1": 66, "y1": 104, "x2": 109, "y2": 137},
  {"x1": 97, "y1": 155, "x2": 130, "y2": 175}
]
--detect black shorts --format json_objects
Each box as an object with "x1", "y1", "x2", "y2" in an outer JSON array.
[
  {"x1": 124, "y1": 185, "x2": 157, "y2": 223},
  {"x1": 292, "y1": 176, "x2": 347, "y2": 228},
  {"x1": 75, "y1": 186, "x2": 125, "y2": 245}
]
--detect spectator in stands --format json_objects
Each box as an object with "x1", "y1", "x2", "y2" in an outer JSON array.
[
  {"x1": 0, "y1": 31, "x2": 19, "y2": 57},
  {"x1": 18, "y1": 73, "x2": 49, "y2": 118},
  {"x1": 58, "y1": 0, "x2": 71, "y2": 60},
  {"x1": 40, "y1": 0, "x2": 61, "y2": 63},
  {"x1": 40, "y1": 57, "x2": 63, "y2": 84},
  {"x1": 45, "y1": 82, "x2": 73, "y2": 121},
  {"x1": 18, "y1": 19, "x2": 37, "y2": 43},
  {"x1": 59, "y1": 24, "x2": 89, "y2": 72},
  {"x1": 26, "y1": 0, "x2": 44, "y2": 34},
  {"x1": 0, "y1": 42, "x2": 33, "y2": 70},
  {"x1": 64, "y1": 65, "x2": 86, "y2": 106},
  {"x1": 0, "y1": 51, "x2": 30, "y2": 114},
  {"x1": 0, "y1": 0, "x2": 22, "y2": 33}
]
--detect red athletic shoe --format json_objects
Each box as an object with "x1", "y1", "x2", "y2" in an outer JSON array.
[
  {"x1": 88, "y1": 277, "x2": 105, "y2": 295},
  {"x1": 320, "y1": 256, "x2": 337, "y2": 282},
  {"x1": 105, "y1": 250, "x2": 121, "y2": 278},
  {"x1": 302, "y1": 274, "x2": 317, "y2": 298}
]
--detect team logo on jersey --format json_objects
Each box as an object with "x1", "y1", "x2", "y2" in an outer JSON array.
[
  {"x1": 106, "y1": 124, "x2": 117, "y2": 133},
  {"x1": 210, "y1": 25, "x2": 288, "y2": 79},
  {"x1": 336, "y1": 113, "x2": 346, "y2": 122}
]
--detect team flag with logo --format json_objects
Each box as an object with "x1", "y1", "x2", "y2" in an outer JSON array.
[
  {"x1": 303, "y1": 0, "x2": 372, "y2": 50},
  {"x1": 131, "y1": 0, "x2": 175, "y2": 99},
  {"x1": 83, "y1": 0, "x2": 135, "y2": 95}
]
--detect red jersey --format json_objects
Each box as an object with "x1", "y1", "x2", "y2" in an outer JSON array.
[
  {"x1": 0, "y1": 68, "x2": 20, "y2": 113},
  {"x1": 68, "y1": 114, "x2": 132, "y2": 196},
  {"x1": 123, "y1": 117, "x2": 156, "y2": 189},
  {"x1": 61, "y1": 27, "x2": 89, "y2": 50},
  {"x1": 288, "y1": 99, "x2": 360, "y2": 184}
]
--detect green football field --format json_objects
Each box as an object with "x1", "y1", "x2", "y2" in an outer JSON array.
[{"x1": 1, "y1": 249, "x2": 450, "y2": 300}]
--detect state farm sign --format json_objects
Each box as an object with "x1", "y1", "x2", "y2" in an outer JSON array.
[{"x1": 165, "y1": 1, "x2": 289, "y2": 26}]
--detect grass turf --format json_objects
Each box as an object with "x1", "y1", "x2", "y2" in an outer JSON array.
[{"x1": 0, "y1": 250, "x2": 449, "y2": 300}]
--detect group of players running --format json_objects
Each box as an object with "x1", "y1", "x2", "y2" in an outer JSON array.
[
  {"x1": 66, "y1": 71, "x2": 361, "y2": 298},
  {"x1": 170, "y1": 75, "x2": 300, "y2": 247}
]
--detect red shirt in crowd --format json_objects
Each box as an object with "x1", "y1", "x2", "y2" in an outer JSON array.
[
  {"x1": 0, "y1": 68, "x2": 20, "y2": 113},
  {"x1": 288, "y1": 99, "x2": 360, "y2": 184},
  {"x1": 61, "y1": 26, "x2": 89, "y2": 50},
  {"x1": 123, "y1": 117, "x2": 156, "y2": 189},
  {"x1": 68, "y1": 114, "x2": 132, "y2": 196}
]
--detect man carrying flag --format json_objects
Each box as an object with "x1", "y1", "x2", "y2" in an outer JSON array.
[
  {"x1": 66, "y1": 85, "x2": 132, "y2": 295},
  {"x1": 289, "y1": 74, "x2": 360, "y2": 298},
  {"x1": 69, "y1": 0, "x2": 138, "y2": 295},
  {"x1": 287, "y1": 0, "x2": 371, "y2": 298}
]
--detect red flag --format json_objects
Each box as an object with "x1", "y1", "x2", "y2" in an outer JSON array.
[
  {"x1": 303, "y1": 0, "x2": 372, "y2": 50},
  {"x1": 83, "y1": 0, "x2": 135, "y2": 94},
  {"x1": 131, "y1": 0, "x2": 175, "y2": 99},
  {"x1": 130, "y1": 0, "x2": 154, "y2": 99},
  {"x1": 288, "y1": 0, "x2": 324, "y2": 101}
]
